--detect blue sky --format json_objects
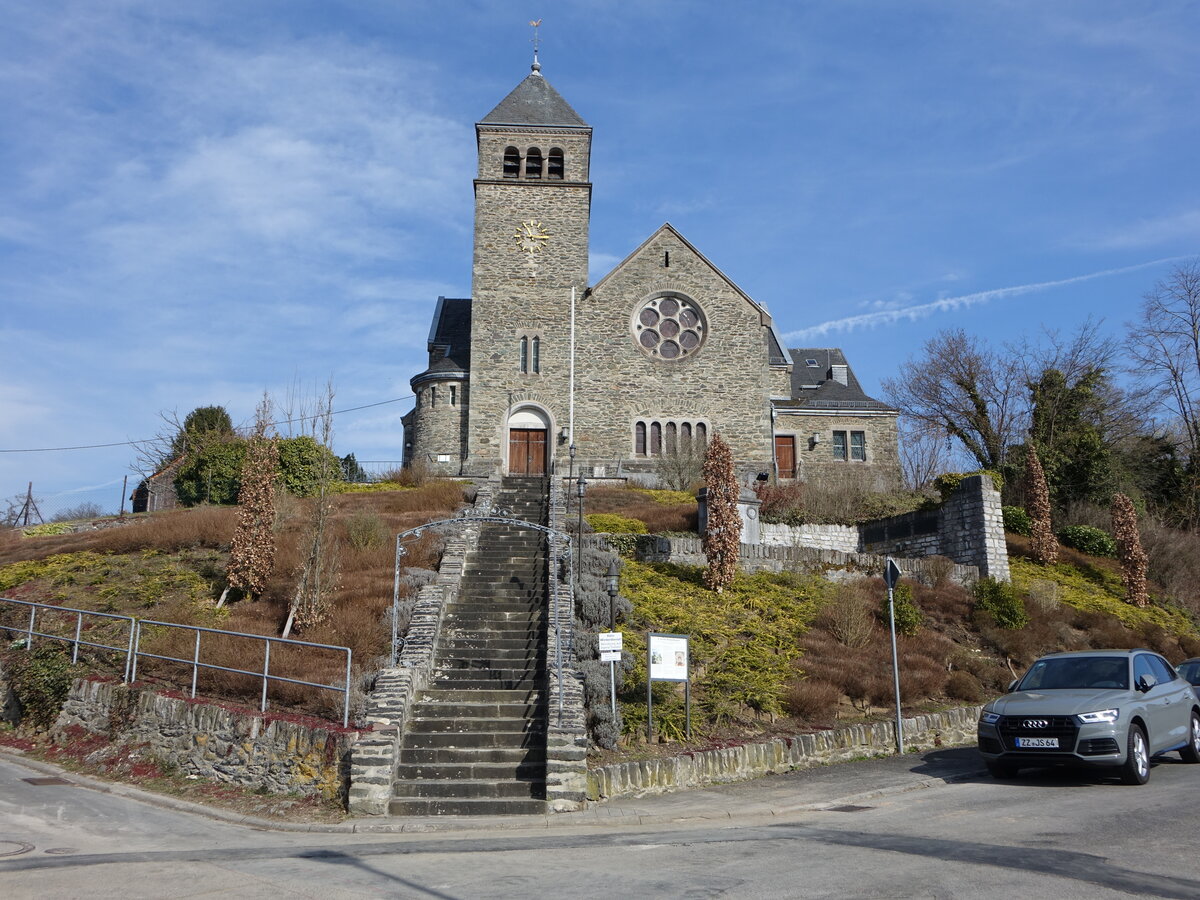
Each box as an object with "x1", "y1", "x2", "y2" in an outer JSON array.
[{"x1": 3, "y1": 1, "x2": 1198, "y2": 513}]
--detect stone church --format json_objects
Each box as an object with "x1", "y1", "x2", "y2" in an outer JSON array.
[{"x1": 402, "y1": 62, "x2": 900, "y2": 490}]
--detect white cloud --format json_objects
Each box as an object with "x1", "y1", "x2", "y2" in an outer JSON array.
[{"x1": 1091, "y1": 210, "x2": 1200, "y2": 250}]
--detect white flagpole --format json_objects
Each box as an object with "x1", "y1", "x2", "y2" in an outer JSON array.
[{"x1": 569, "y1": 286, "x2": 576, "y2": 445}]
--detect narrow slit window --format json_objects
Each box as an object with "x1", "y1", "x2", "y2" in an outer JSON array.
[
  {"x1": 532, "y1": 336, "x2": 540, "y2": 373},
  {"x1": 520, "y1": 336, "x2": 529, "y2": 373},
  {"x1": 525, "y1": 147, "x2": 543, "y2": 179},
  {"x1": 449, "y1": 385, "x2": 457, "y2": 406},
  {"x1": 547, "y1": 148, "x2": 564, "y2": 180},
  {"x1": 430, "y1": 386, "x2": 437, "y2": 408}
]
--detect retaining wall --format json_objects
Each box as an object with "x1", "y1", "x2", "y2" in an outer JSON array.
[
  {"x1": 54, "y1": 678, "x2": 359, "y2": 799},
  {"x1": 587, "y1": 706, "x2": 982, "y2": 801}
]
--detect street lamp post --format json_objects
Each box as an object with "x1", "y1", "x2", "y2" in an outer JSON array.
[{"x1": 605, "y1": 559, "x2": 619, "y2": 630}]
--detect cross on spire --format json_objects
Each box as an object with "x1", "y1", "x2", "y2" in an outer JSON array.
[{"x1": 529, "y1": 19, "x2": 542, "y2": 71}]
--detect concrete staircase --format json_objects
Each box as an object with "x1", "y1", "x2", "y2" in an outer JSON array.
[{"x1": 390, "y1": 477, "x2": 550, "y2": 815}]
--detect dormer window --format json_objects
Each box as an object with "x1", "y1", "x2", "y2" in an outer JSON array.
[
  {"x1": 503, "y1": 146, "x2": 520, "y2": 179},
  {"x1": 525, "y1": 147, "x2": 543, "y2": 179},
  {"x1": 547, "y1": 148, "x2": 564, "y2": 180}
]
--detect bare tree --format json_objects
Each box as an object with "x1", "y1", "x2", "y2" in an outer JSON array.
[
  {"x1": 1128, "y1": 263, "x2": 1200, "y2": 526},
  {"x1": 283, "y1": 381, "x2": 339, "y2": 637},
  {"x1": 897, "y1": 418, "x2": 965, "y2": 490},
  {"x1": 220, "y1": 395, "x2": 279, "y2": 608},
  {"x1": 701, "y1": 433, "x2": 740, "y2": 593},
  {"x1": 1111, "y1": 492, "x2": 1149, "y2": 608},
  {"x1": 883, "y1": 329, "x2": 1025, "y2": 471},
  {"x1": 654, "y1": 440, "x2": 704, "y2": 492}
]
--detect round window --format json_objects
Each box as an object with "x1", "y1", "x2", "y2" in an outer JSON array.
[{"x1": 632, "y1": 295, "x2": 706, "y2": 361}]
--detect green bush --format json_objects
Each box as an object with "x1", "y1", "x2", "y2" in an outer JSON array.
[
  {"x1": 934, "y1": 470, "x2": 1004, "y2": 501},
  {"x1": 174, "y1": 440, "x2": 246, "y2": 506},
  {"x1": 22, "y1": 523, "x2": 73, "y2": 537},
  {"x1": 880, "y1": 582, "x2": 922, "y2": 636},
  {"x1": 585, "y1": 513, "x2": 648, "y2": 534},
  {"x1": 1056, "y1": 525, "x2": 1116, "y2": 558},
  {"x1": 276, "y1": 436, "x2": 341, "y2": 497},
  {"x1": 3, "y1": 646, "x2": 79, "y2": 728},
  {"x1": 1002, "y1": 506, "x2": 1032, "y2": 536},
  {"x1": 974, "y1": 577, "x2": 1029, "y2": 630}
]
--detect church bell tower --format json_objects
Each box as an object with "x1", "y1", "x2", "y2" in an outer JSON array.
[{"x1": 466, "y1": 61, "x2": 592, "y2": 475}]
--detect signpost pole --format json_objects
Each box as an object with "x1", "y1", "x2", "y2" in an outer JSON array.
[
  {"x1": 885, "y1": 557, "x2": 905, "y2": 754},
  {"x1": 609, "y1": 659, "x2": 617, "y2": 719}
]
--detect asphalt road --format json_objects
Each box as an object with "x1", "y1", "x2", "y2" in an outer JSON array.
[{"x1": 3, "y1": 748, "x2": 1200, "y2": 898}]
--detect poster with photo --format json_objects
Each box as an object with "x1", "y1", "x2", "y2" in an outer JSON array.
[{"x1": 648, "y1": 633, "x2": 689, "y2": 682}]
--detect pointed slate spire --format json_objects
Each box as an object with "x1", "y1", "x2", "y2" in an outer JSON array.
[{"x1": 480, "y1": 65, "x2": 589, "y2": 128}]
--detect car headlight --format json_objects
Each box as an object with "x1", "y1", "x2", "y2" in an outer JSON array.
[
  {"x1": 979, "y1": 711, "x2": 1001, "y2": 725},
  {"x1": 1077, "y1": 708, "x2": 1120, "y2": 724}
]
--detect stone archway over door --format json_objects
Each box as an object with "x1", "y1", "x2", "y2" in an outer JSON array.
[{"x1": 507, "y1": 408, "x2": 548, "y2": 475}]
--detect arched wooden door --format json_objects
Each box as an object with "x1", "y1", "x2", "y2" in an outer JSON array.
[{"x1": 507, "y1": 408, "x2": 549, "y2": 475}]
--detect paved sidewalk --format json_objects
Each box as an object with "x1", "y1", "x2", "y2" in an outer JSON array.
[{"x1": 0, "y1": 743, "x2": 984, "y2": 836}]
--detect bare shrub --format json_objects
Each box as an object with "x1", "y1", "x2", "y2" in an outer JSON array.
[
  {"x1": 946, "y1": 670, "x2": 984, "y2": 702},
  {"x1": 397, "y1": 457, "x2": 433, "y2": 487},
  {"x1": 1027, "y1": 579, "x2": 1061, "y2": 613},
  {"x1": 816, "y1": 581, "x2": 877, "y2": 648},
  {"x1": 345, "y1": 512, "x2": 388, "y2": 551},
  {"x1": 925, "y1": 555, "x2": 956, "y2": 588},
  {"x1": 1138, "y1": 517, "x2": 1200, "y2": 615},
  {"x1": 784, "y1": 680, "x2": 840, "y2": 721}
]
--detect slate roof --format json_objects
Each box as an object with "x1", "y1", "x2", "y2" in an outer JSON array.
[
  {"x1": 775, "y1": 348, "x2": 896, "y2": 412},
  {"x1": 480, "y1": 68, "x2": 589, "y2": 128},
  {"x1": 412, "y1": 297, "x2": 471, "y2": 382}
]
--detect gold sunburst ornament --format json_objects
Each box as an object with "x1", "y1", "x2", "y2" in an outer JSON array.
[{"x1": 514, "y1": 219, "x2": 550, "y2": 254}]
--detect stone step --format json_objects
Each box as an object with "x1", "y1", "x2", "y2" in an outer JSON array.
[
  {"x1": 392, "y1": 779, "x2": 541, "y2": 800},
  {"x1": 417, "y1": 688, "x2": 542, "y2": 704},
  {"x1": 442, "y1": 637, "x2": 544, "y2": 651},
  {"x1": 437, "y1": 646, "x2": 545, "y2": 660},
  {"x1": 408, "y1": 701, "x2": 545, "y2": 719},
  {"x1": 401, "y1": 729, "x2": 544, "y2": 749},
  {"x1": 407, "y1": 716, "x2": 543, "y2": 734},
  {"x1": 397, "y1": 746, "x2": 545, "y2": 765},
  {"x1": 429, "y1": 674, "x2": 541, "y2": 691},
  {"x1": 388, "y1": 797, "x2": 546, "y2": 816},
  {"x1": 394, "y1": 761, "x2": 544, "y2": 781}
]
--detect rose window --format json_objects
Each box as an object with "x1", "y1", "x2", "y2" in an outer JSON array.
[{"x1": 632, "y1": 295, "x2": 706, "y2": 360}]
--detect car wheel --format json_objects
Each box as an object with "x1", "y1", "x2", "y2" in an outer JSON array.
[
  {"x1": 1181, "y1": 712, "x2": 1200, "y2": 764},
  {"x1": 1120, "y1": 725, "x2": 1150, "y2": 785},
  {"x1": 986, "y1": 760, "x2": 1018, "y2": 779}
]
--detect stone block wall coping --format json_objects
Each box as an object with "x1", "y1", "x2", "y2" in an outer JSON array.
[{"x1": 586, "y1": 706, "x2": 983, "y2": 802}]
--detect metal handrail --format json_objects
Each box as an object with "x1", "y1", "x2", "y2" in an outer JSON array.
[
  {"x1": 131, "y1": 619, "x2": 353, "y2": 728},
  {"x1": 0, "y1": 596, "x2": 354, "y2": 728},
  {"x1": 0, "y1": 596, "x2": 137, "y2": 680}
]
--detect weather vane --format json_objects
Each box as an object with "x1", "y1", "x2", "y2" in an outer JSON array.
[{"x1": 530, "y1": 19, "x2": 542, "y2": 66}]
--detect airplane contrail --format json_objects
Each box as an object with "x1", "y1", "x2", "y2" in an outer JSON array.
[{"x1": 783, "y1": 256, "x2": 1194, "y2": 342}]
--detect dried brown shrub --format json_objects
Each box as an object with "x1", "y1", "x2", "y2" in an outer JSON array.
[
  {"x1": 946, "y1": 669, "x2": 984, "y2": 702},
  {"x1": 1111, "y1": 493, "x2": 1149, "y2": 608},
  {"x1": 784, "y1": 679, "x2": 840, "y2": 721},
  {"x1": 816, "y1": 580, "x2": 877, "y2": 648},
  {"x1": 1026, "y1": 446, "x2": 1058, "y2": 565},
  {"x1": 701, "y1": 433, "x2": 739, "y2": 592}
]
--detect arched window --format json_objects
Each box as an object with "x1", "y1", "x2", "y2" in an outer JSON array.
[
  {"x1": 650, "y1": 422, "x2": 662, "y2": 456},
  {"x1": 525, "y1": 147, "x2": 543, "y2": 179},
  {"x1": 665, "y1": 422, "x2": 677, "y2": 455},
  {"x1": 532, "y1": 336, "x2": 540, "y2": 373},
  {"x1": 547, "y1": 148, "x2": 564, "y2": 180},
  {"x1": 696, "y1": 422, "x2": 707, "y2": 446},
  {"x1": 520, "y1": 336, "x2": 529, "y2": 373},
  {"x1": 681, "y1": 422, "x2": 692, "y2": 448},
  {"x1": 503, "y1": 146, "x2": 520, "y2": 179},
  {"x1": 635, "y1": 421, "x2": 647, "y2": 456}
]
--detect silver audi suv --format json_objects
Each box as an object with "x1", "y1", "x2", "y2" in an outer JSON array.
[{"x1": 977, "y1": 649, "x2": 1200, "y2": 784}]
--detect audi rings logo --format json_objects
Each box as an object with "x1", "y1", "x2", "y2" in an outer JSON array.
[{"x1": 1022, "y1": 719, "x2": 1050, "y2": 729}]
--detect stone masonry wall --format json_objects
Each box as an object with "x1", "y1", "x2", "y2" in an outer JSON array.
[
  {"x1": 587, "y1": 706, "x2": 982, "y2": 801},
  {"x1": 760, "y1": 521, "x2": 860, "y2": 552},
  {"x1": 347, "y1": 485, "x2": 487, "y2": 816},
  {"x1": 634, "y1": 535, "x2": 979, "y2": 587},
  {"x1": 774, "y1": 411, "x2": 902, "y2": 491},
  {"x1": 544, "y1": 476, "x2": 589, "y2": 811},
  {"x1": 54, "y1": 678, "x2": 359, "y2": 799}
]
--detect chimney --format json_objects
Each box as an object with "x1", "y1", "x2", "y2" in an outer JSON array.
[{"x1": 831, "y1": 364, "x2": 848, "y2": 386}]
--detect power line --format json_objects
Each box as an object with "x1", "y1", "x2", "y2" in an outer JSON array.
[{"x1": 0, "y1": 395, "x2": 414, "y2": 454}]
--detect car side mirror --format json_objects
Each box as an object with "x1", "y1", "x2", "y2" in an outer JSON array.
[
  {"x1": 1006, "y1": 679, "x2": 1019, "y2": 693},
  {"x1": 1137, "y1": 674, "x2": 1158, "y2": 693}
]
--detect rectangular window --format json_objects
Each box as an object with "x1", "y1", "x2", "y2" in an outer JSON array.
[
  {"x1": 430, "y1": 386, "x2": 437, "y2": 408},
  {"x1": 832, "y1": 430, "x2": 847, "y2": 461},
  {"x1": 850, "y1": 431, "x2": 866, "y2": 461},
  {"x1": 449, "y1": 385, "x2": 456, "y2": 406}
]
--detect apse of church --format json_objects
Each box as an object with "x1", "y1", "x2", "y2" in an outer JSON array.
[{"x1": 402, "y1": 62, "x2": 900, "y2": 490}]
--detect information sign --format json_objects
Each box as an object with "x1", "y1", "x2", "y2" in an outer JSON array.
[
  {"x1": 598, "y1": 632, "x2": 623, "y2": 652},
  {"x1": 648, "y1": 633, "x2": 689, "y2": 682},
  {"x1": 600, "y1": 650, "x2": 622, "y2": 662}
]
